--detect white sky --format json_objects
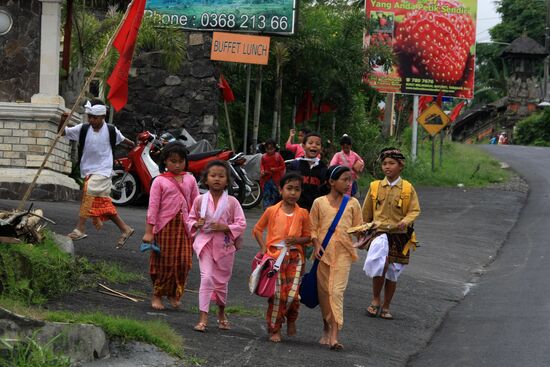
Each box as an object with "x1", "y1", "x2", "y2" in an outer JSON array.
[{"x1": 476, "y1": 0, "x2": 501, "y2": 43}]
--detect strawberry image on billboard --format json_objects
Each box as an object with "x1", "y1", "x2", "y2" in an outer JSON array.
[{"x1": 364, "y1": 0, "x2": 477, "y2": 99}]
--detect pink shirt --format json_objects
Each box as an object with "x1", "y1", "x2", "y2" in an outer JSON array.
[
  {"x1": 188, "y1": 193, "x2": 247, "y2": 261},
  {"x1": 285, "y1": 142, "x2": 306, "y2": 158},
  {"x1": 146, "y1": 174, "x2": 199, "y2": 234},
  {"x1": 330, "y1": 150, "x2": 364, "y2": 180}
]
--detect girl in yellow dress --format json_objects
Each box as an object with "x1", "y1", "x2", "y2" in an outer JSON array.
[{"x1": 310, "y1": 165, "x2": 363, "y2": 350}]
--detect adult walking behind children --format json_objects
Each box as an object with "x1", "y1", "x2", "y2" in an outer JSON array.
[
  {"x1": 59, "y1": 99, "x2": 135, "y2": 247},
  {"x1": 253, "y1": 172, "x2": 311, "y2": 342},
  {"x1": 310, "y1": 165, "x2": 362, "y2": 351},
  {"x1": 142, "y1": 142, "x2": 199, "y2": 310},
  {"x1": 362, "y1": 148, "x2": 420, "y2": 320},
  {"x1": 189, "y1": 161, "x2": 247, "y2": 332}
]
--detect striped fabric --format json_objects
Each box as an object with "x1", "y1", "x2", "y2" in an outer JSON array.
[
  {"x1": 266, "y1": 249, "x2": 304, "y2": 333},
  {"x1": 149, "y1": 213, "x2": 192, "y2": 301},
  {"x1": 79, "y1": 176, "x2": 117, "y2": 221}
]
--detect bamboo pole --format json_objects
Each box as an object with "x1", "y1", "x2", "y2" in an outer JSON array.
[
  {"x1": 224, "y1": 101, "x2": 235, "y2": 151},
  {"x1": 17, "y1": 1, "x2": 136, "y2": 211}
]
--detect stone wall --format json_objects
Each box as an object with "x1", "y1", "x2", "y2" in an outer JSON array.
[
  {"x1": 114, "y1": 32, "x2": 220, "y2": 145},
  {"x1": 0, "y1": 0, "x2": 41, "y2": 102}
]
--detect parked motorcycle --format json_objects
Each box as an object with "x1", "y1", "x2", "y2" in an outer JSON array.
[{"x1": 110, "y1": 131, "x2": 250, "y2": 206}]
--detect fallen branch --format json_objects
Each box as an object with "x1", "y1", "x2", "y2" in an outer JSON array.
[{"x1": 98, "y1": 283, "x2": 139, "y2": 303}]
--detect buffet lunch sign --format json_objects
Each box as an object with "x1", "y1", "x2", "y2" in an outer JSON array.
[{"x1": 145, "y1": 0, "x2": 296, "y2": 35}]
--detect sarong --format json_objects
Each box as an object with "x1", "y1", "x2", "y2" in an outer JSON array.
[
  {"x1": 363, "y1": 234, "x2": 405, "y2": 282},
  {"x1": 317, "y1": 254, "x2": 352, "y2": 329},
  {"x1": 150, "y1": 213, "x2": 192, "y2": 301},
  {"x1": 198, "y1": 241, "x2": 235, "y2": 312},
  {"x1": 79, "y1": 174, "x2": 117, "y2": 222},
  {"x1": 266, "y1": 249, "x2": 304, "y2": 333}
]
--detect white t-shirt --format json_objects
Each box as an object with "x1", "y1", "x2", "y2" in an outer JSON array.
[{"x1": 65, "y1": 122, "x2": 125, "y2": 178}]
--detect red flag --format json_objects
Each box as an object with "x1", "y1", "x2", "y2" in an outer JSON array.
[
  {"x1": 218, "y1": 75, "x2": 235, "y2": 103},
  {"x1": 107, "y1": 0, "x2": 146, "y2": 112},
  {"x1": 418, "y1": 95, "x2": 433, "y2": 112},
  {"x1": 449, "y1": 101, "x2": 466, "y2": 122},
  {"x1": 295, "y1": 90, "x2": 314, "y2": 124}
]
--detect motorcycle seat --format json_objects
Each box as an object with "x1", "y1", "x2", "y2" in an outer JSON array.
[{"x1": 187, "y1": 149, "x2": 226, "y2": 161}]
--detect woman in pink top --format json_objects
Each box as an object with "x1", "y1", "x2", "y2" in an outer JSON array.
[
  {"x1": 329, "y1": 134, "x2": 364, "y2": 197},
  {"x1": 188, "y1": 161, "x2": 247, "y2": 332},
  {"x1": 142, "y1": 142, "x2": 199, "y2": 311}
]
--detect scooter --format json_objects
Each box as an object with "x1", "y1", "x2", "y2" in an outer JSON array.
[{"x1": 110, "y1": 131, "x2": 249, "y2": 206}]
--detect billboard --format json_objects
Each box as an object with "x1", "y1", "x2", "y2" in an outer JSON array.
[
  {"x1": 364, "y1": 0, "x2": 477, "y2": 99},
  {"x1": 145, "y1": 0, "x2": 296, "y2": 35}
]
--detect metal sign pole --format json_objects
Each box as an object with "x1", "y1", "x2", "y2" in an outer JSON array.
[
  {"x1": 412, "y1": 95, "x2": 419, "y2": 162},
  {"x1": 431, "y1": 135, "x2": 435, "y2": 172}
]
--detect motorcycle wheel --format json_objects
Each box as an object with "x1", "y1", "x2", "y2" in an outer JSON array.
[
  {"x1": 241, "y1": 180, "x2": 263, "y2": 209},
  {"x1": 111, "y1": 170, "x2": 141, "y2": 206},
  {"x1": 229, "y1": 170, "x2": 247, "y2": 204}
]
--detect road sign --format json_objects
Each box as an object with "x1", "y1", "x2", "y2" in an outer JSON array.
[{"x1": 417, "y1": 103, "x2": 451, "y2": 136}]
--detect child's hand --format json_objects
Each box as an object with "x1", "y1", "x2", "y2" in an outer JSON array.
[
  {"x1": 261, "y1": 171, "x2": 267, "y2": 177},
  {"x1": 314, "y1": 245, "x2": 324, "y2": 260},
  {"x1": 142, "y1": 233, "x2": 154, "y2": 243},
  {"x1": 194, "y1": 218, "x2": 206, "y2": 229},
  {"x1": 289, "y1": 129, "x2": 295, "y2": 137},
  {"x1": 209, "y1": 223, "x2": 230, "y2": 233},
  {"x1": 396, "y1": 220, "x2": 408, "y2": 231},
  {"x1": 285, "y1": 236, "x2": 297, "y2": 246}
]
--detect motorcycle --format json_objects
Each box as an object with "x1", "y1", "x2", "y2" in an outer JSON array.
[{"x1": 110, "y1": 130, "x2": 250, "y2": 206}]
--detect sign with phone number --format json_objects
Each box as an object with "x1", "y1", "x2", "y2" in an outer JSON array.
[{"x1": 145, "y1": 0, "x2": 296, "y2": 35}]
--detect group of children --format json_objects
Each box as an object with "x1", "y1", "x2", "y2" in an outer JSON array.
[{"x1": 142, "y1": 132, "x2": 420, "y2": 351}]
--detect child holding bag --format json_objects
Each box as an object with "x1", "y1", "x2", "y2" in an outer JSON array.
[
  {"x1": 253, "y1": 172, "x2": 311, "y2": 343},
  {"x1": 188, "y1": 161, "x2": 247, "y2": 332},
  {"x1": 142, "y1": 142, "x2": 199, "y2": 310},
  {"x1": 309, "y1": 165, "x2": 362, "y2": 351}
]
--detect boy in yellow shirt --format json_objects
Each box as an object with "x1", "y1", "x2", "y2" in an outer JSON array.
[{"x1": 361, "y1": 148, "x2": 420, "y2": 320}]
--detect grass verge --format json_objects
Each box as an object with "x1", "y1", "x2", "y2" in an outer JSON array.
[
  {"x1": 0, "y1": 298, "x2": 183, "y2": 359},
  {"x1": 358, "y1": 141, "x2": 510, "y2": 188}
]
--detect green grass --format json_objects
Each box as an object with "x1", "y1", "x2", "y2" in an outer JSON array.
[
  {"x1": 0, "y1": 298, "x2": 184, "y2": 359},
  {"x1": 0, "y1": 332, "x2": 71, "y2": 367},
  {"x1": 44, "y1": 312, "x2": 183, "y2": 358},
  {"x1": 358, "y1": 141, "x2": 510, "y2": 188}
]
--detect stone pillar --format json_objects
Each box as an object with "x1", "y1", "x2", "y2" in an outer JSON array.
[{"x1": 31, "y1": 0, "x2": 64, "y2": 106}]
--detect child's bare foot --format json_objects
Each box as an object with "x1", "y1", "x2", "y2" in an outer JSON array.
[
  {"x1": 168, "y1": 296, "x2": 180, "y2": 309},
  {"x1": 151, "y1": 296, "x2": 164, "y2": 310},
  {"x1": 270, "y1": 331, "x2": 282, "y2": 343},
  {"x1": 287, "y1": 321, "x2": 297, "y2": 336}
]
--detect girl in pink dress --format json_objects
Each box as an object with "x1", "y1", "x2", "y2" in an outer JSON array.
[
  {"x1": 188, "y1": 161, "x2": 247, "y2": 332},
  {"x1": 142, "y1": 142, "x2": 199, "y2": 310},
  {"x1": 329, "y1": 134, "x2": 364, "y2": 197}
]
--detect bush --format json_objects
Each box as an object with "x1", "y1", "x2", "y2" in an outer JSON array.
[{"x1": 515, "y1": 110, "x2": 550, "y2": 146}]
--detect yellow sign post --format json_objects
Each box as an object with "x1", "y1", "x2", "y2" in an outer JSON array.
[{"x1": 417, "y1": 103, "x2": 451, "y2": 137}]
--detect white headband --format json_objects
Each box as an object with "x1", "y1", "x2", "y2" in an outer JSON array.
[{"x1": 84, "y1": 101, "x2": 107, "y2": 116}]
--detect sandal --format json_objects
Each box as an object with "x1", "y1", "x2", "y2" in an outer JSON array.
[
  {"x1": 67, "y1": 229, "x2": 87, "y2": 241},
  {"x1": 366, "y1": 303, "x2": 380, "y2": 318},
  {"x1": 380, "y1": 309, "x2": 394, "y2": 320},
  {"x1": 193, "y1": 322, "x2": 207, "y2": 332},
  {"x1": 116, "y1": 228, "x2": 135, "y2": 249},
  {"x1": 329, "y1": 343, "x2": 344, "y2": 351},
  {"x1": 217, "y1": 319, "x2": 231, "y2": 330}
]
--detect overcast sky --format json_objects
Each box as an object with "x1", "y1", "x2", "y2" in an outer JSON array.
[{"x1": 476, "y1": 0, "x2": 500, "y2": 43}]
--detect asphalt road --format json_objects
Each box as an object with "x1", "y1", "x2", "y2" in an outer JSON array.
[
  {"x1": 409, "y1": 145, "x2": 550, "y2": 367},
  {"x1": 0, "y1": 154, "x2": 528, "y2": 366}
]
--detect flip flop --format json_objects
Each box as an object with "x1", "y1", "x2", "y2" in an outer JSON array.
[
  {"x1": 116, "y1": 228, "x2": 135, "y2": 249},
  {"x1": 329, "y1": 343, "x2": 344, "y2": 351},
  {"x1": 366, "y1": 303, "x2": 380, "y2": 318},
  {"x1": 193, "y1": 322, "x2": 208, "y2": 332},
  {"x1": 217, "y1": 319, "x2": 231, "y2": 330},
  {"x1": 67, "y1": 229, "x2": 87, "y2": 241},
  {"x1": 380, "y1": 309, "x2": 394, "y2": 320}
]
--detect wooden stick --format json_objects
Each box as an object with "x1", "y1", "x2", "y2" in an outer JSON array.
[
  {"x1": 17, "y1": 1, "x2": 136, "y2": 211},
  {"x1": 98, "y1": 283, "x2": 139, "y2": 302},
  {"x1": 224, "y1": 101, "x2": 235, "y2": 152}
]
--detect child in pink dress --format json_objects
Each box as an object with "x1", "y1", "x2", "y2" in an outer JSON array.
[
  {"x1": 142, "y1": 142, "x2": 199, "y2": 310},
  {"x1": 188, "y1": 160, "x2": 247, "y2": 332},
  {"x1": 329, "y1": 134, "x2": 364, "y2": 196}
]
